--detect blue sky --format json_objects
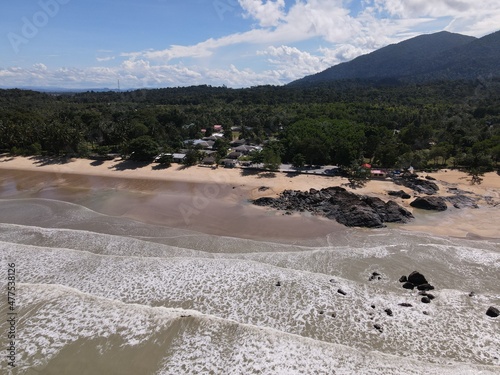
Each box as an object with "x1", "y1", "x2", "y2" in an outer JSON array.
[{"x1": 1, "y1": 0, "x2": 499, "y2": 89}]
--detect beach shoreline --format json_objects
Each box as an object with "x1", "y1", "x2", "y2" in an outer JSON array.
[{"x1": 1, "y1": 155, "x2": 499, "y2": 240}]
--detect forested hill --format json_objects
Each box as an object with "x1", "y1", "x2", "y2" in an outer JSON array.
[{"x1": 291, "y1": 30, "x2": 500, "y2": 85}]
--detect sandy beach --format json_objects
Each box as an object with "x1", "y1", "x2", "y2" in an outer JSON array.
[{"x1": 0, "y1": 155, "x2": 499, "y2": 239}]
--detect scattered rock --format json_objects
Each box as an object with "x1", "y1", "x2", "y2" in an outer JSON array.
[
  {"x1": 373, "y1": 324, "x2": 383, "y2": 332},
  {"x1": 421, "y1": 297, "x2": 431, "y2": 304},
  {"x1": 258, "y1": 186, "x2": 270, "y2": 191},
  {"x1": 423, "y1": 311, "x2": 429, "y2": 315},
  {"x1": 399, "y1": 275, "x2": 408, "y2": 283},
  {"x1": 275, "y1": 281, "x2": 281, "y2": 287},
  {"x1": 425, "y1": 175, "x2": 436, "y2": 181},
  {"x1": 337, "y1": 289, "x2": 347, "y2": 296},
  {"x1": 384, "y1": 308, "x2": 393, "y2": 317},
  {"x1": 419, "y1": 292, "x2": 435, "y2": 300},
  {"x1": 369, "y1": 271, "x2": 382, "y2": 281},
  {"x1": 330, "y1": 312, "x2": 336, "y2": 318},
  {"x1": 398, "y1": 303, "x2": 413, "y2": 307},
  {"x1": 416, "y1": 283, "x2": 435, "y2": 291},
  {"x1": 469, "y1": 291, "x2": 476, "y2": 297},
  {"x1": 371, "y1": 304, "x2": 376, "y2": 309},
  {"x1": 410, "y1": 196, "x2": 448, "y2": 211},
  {"x1": 486, "y1": 306, "x2": 499, "y2": 318},
  {"x1": 319, "y1": 310, "x2": 324, "y2": 315},
  {"x1": 402, "y1": 282, "x2": 415, "y2": 290},
  {"x1": 180, "y1": 315, "x2": 192, "y2": 318}
]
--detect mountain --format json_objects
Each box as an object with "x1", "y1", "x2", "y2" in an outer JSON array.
[{"x1": 291, "y1": 30, "x2": 500, "y2": 85}]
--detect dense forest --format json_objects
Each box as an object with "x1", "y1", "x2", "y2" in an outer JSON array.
[{"x1": 1, "y1": 79, "x2": 499, "y2": 173}]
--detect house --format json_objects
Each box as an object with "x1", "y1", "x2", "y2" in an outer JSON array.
[
  {"x1": 201, "y1": 156, "x2": 216, "y2": 165},
  {"x1": 230, "y1": 139, "x2": 247, "y2": 147},
  {"x1": 227, "y1": 151, "x2": 242, "y2": 159},
  {"x1": 370, "y1": 169, "x2": 387, "y2": 179},
  {"x1": 233, "y1": 145, "x2": 256, "y2": 155},
  {"x1": 172, "y1": 153, "x2": 186, "y2": 163},
  {"x1": 221, "y1": 159, "x2": 237, "y2": 168}
]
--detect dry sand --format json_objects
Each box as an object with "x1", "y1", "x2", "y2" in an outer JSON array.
[{"x1": 1, "y1": 155, "x2": 499, "y2": 239}]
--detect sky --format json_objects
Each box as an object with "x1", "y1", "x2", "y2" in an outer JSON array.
[{"x1": 1, "y1": 0, "x2": 499, "y2": 89}]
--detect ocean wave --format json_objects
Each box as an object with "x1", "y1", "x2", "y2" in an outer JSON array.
[
  {"x1": 1, "y1": 242, "x2": 499, "y2": 367},
  {"x1": 1, "y1": 284, "x2": 498, "y2": 375}
]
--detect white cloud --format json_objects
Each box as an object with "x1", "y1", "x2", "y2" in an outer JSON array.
[
  {"x1": 96, "y1": 56, "x2": 116, "y2": 62},
  {"x1": 239, "y1": 0, "x2": 286, "y2": 27},
  {"x1": 3, "y1": 0, "x2": 500, "y2": 89}
]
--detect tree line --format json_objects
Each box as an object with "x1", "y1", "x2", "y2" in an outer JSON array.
[{"x1": 0, "y1": 79, "x2": 499, "y2": 173}]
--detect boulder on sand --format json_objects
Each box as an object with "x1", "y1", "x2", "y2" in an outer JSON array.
[{"x1": 410, "y1": 196, "x2": 448, "y2": 211}]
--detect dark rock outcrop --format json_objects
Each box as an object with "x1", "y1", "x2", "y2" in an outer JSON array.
[
  {"x1": 486, "y1": 306, "x2": 499, "y2": 318},
  {"x1": 410, "y1": 196, "x2": 448, "y2": 211},
  {"x1": 407, "y1": 271, "x2": 428, "y2": 286},
  {"x1": 446, "y1": 195, "x2": 479, "y2": 209},
  {"x1": 252, "y1": 186, "x2": 414, "y2": 228},
  {"x1": 396, "y1": 178, "x2": 439, "y2": 195},
  {"x1": 400, "y1": 271, "x2": 435, "y2": 294},
  {"x1": 388, "y1": 190, "x2": 412, "y2": 199}
]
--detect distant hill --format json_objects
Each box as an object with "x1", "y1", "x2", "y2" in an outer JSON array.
[{"x1": 291, "y1": 30, "x2": 500, "y2": 85}]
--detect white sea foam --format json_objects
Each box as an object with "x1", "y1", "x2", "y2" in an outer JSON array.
[
  {"x1": 1, "y1": 240, "x2": 499, "y2": 367},
  {"x1": 1, "y1": 284, "x2": 498, "y2": 375},
  {"x1": 1, "y1": 198, "x2": 500, "y2": 373}
]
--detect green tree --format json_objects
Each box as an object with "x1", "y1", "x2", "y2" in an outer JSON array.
[
  {"x1": 127, "y1": 136, "x2": 159, "y2": 161},
  {"x1": 184, "y1": 149, "x2": 201, "y2": 166},
  {"x1": 292, "y1": 153, "x2": 306, "y2": 168}
]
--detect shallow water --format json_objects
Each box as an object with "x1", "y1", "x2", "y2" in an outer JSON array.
[{"x1": 0, "y1": 170, "x2": 499, "y2": 374}]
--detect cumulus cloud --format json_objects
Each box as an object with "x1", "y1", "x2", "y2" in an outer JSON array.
[
  {"x1": 3, "y1": 0, "x2": 500, "y2": 89},
  {"x1": 239, "y1": 0, "x2": 286, "y2": 27}
]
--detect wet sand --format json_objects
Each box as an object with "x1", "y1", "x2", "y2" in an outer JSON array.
[{"x1": 0, "y1": 155, "x2": 499, "y2": 239}]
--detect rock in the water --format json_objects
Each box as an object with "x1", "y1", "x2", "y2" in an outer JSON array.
[
  {"x1": 374, "y1": 324, "x2": 383, "y2": 332},
  {"x1": 407, "y1": 271, "x2": 428, "y2": 286},
  {"x1": 402, "y1": 282, "x2": 415, "y2": 290},
  {"x1": 384, "y1": 308, "x2": 393, "y2": 317},
  {"x1": 275, "y1": 281, "x2": 281, "y2": 287},
  {"x1": 410, "y1": 196, "x2": 448, "y2": 211},
  {"x1": 398, "y1": 303, "x2": 413, "y2": 307},
  {"x1": 399, "y1": 275, "x2": 408, "y2": 283},
  {"x1": 486, "y1": 306, "x2": 499, "y2": 317},
  {"x1": 419, "y1": 293, "x2": 435, "y2": 300},
  {"x1": 416, "y1": 283, "x2": 435, "y2": 291},
  {"x1": 421, "y1": 297, "x2": 431, "y2": 304},
  {"x1": 337, "y1": 289, "x2": 347, "y2": 296}
]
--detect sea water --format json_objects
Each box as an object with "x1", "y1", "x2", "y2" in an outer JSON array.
[{"x1": 0, "y1": 171, "x2": 499, "y2": 374}]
